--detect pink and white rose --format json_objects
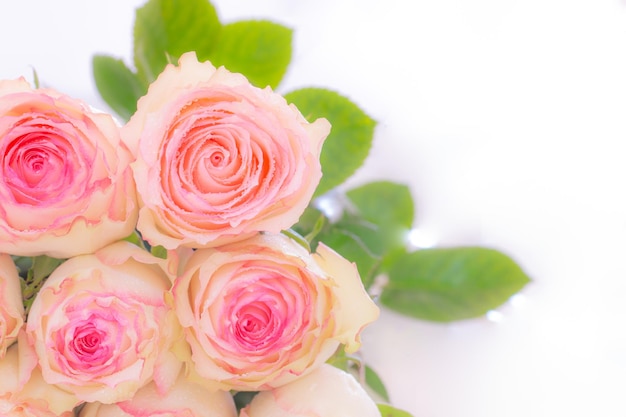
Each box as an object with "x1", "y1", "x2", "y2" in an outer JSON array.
[
  {"x1": 25, "y1": 242, "x2": 184, "y2": 404},
  {"x1": 0, "y1": 78, "x2": 137, "y2": 258},
  {"x1": 0, "y1": 253, "x2": 24, "y2": 357},
  {"x1": 79, "y1": 374, "x2": 237, "y2": 417},
  {"x1": 0, "y1": 342, "x2": 79, "y2": 417},
  {"x1": 172, "y1": 233, "x2": 379, "y2": 391},
  {"x1": 240, "y1": 364, "x2": 382, "y2": 417},
  {"x1": 121, "y1": 52, "x2": 330, "y2": 250}
]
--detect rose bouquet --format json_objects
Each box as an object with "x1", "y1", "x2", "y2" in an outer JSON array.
[{"x1": 0, "y1": 0, "x2": 531, "y2": 416}]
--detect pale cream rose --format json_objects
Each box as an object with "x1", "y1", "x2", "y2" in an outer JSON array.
[
  {"x1": 0, "y1": 77, "x2": 137, "y2": 258},
  {"x1": 79, "y1": 374, "x2": 237, "y2": 417},
  {"x1": 0, "y1": 342, "x2": 79, "y2": 417},
  {"x1": 25, "y1": 241, "x2": 184, "y2": 404},
  {"x1": 240, "y1": 364, "x2": 382, "y2": 417},
  {"x1": 0, "y1": 253, "x2": 24, "y2": 357},
  {"x1": 172, "y1": 233, "x2": 379, "y2": 391},
  {"x1": 121, "y1": 51, "x2": 329, "y2": 250}
]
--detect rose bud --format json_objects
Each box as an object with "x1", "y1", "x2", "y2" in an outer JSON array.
[{"x1": 0, "y1": 253, "x2": 24, "y2": 358}]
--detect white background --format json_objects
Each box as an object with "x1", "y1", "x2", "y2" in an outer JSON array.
[{"x1": 1, "y1": 1, "x2": 626, "y2": 416}]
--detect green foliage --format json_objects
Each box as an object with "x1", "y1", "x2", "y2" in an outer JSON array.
[
  {"x1": 298, "y1": 181, "x2": 413, "y2": 288},
  {"x1": 31, "y1": 68, "x2": 40, "y2": 89},
  {"x1": 94, "y1": 0, "x2": 293, "y2": 120},
  {"x1": 378, "y1": 404, "x2": 415, "y2": 417},
  {"x1": 284, "y1": 88, "x2": 376, "y2": 197},
  {"x1": 21, "y1": 255, "x2": 64, "y2": 315},
  {"x1": 347, "y1": 181, "x2": 414, "y2": 229},
  {"x1": 12, "y1": 256, "x2": 32, "y2": 276},
  {"x1": 209, "y1": 20, "x2": 292, "y2": 88},
  {"x1": 92, "y1": 55, "x2": 145, "y2": 121},
  {"x1": 233, "y1": 391, "x2": 258, "y2": 412},
  {"x1": 314, "y1": 217, "x2": 382, "y2": 289},
  {"x1": 123, "y1": 230, "x2": 148, "y2": 250},
  {"x1": 344, "y1": 181, "x2": 413, "y2": 261},
  {"x1": 380, "y1": 247, "x2": 531, "y2": 322},
  {"x1": 365, "y1": 365, "x2": 390, "y2": 403},
  {"x1": 133, "y1": 0, "x2": 221, "y2": 84},
  {"x1": 150, "y1": 245, "x2": 168, "y2": 260},
  {"x1": 327, "y1": 349, "x2": 390, "y2": 404},
  {"x1": 280, "y1": 228, "x2": 312, "y2": 252}
]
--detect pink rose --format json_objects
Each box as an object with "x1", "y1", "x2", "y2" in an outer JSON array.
[
  {"x1": 240, "y1": 364, "x2": 381, "y2": 417},
  {"x1": 0, "y1": 78, "x2": 137, "y2": 258},
  {"x1": 0, "y1": 343, "x2": 79, "y2": 417},
  {"x1": 0, "y1": 253, "x2": 24, "y2": 357},
  {"x1": 78, "y1": 374, "x2": 237, "y2": 417},
  {"x1": 25, "y1": 242, "x2": 184, "y2": 404},
  {"x1": 172, "y1": 233, "x2": 379, "y2": 391},
  {"x1": 121, "y1": 52, "x2": 330, "y2": 250}
]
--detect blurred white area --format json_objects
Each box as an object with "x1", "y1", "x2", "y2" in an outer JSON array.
[{"x1": 2, "y1": 1, "x2": 626, "y2": 415}]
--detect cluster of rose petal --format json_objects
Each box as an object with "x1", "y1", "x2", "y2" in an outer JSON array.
[{"x1": 0, "y1": 52, "x2": 382, "y2": 417}]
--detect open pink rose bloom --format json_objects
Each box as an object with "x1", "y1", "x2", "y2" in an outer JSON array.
[
  {"x1": 0, "y1": 52, "x2": 381, "y2": 417},
  {"x1": 122, "y1": 52, "x2": 331, "y2": 250},
  {"x1": 173, "y1": 233, "x2": 379, "y2": 391},
  {"x1": 0, "y1": 78, "x2": 137, "y2": 258},
  {"x1": 24, "y1": 242, "x2": 184, "y2": 405}
]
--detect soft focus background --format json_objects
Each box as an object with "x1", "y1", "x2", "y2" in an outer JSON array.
[{"x1": 1, "y1": 1, "x2": 625, "y2": 416}]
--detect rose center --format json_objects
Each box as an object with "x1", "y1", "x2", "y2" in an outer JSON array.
[
  {"x1": 22, "y1": 149, "x2": 49, "y2": 184},
  {"x1": 3, "y1": 132, "x2": 72, "y2": 203},
  {"x1": 209, "y1": 151, "x2": 224, "y2": 167},
  {"x1": 234, "y1": 304, "x2": 275, "y2": 347},
  {"x1": 70, "y1": 323, "x2": 108, "y2": 364},
  {"x1": 241, "y1": 317, "x2": 262, "y2": 333}
]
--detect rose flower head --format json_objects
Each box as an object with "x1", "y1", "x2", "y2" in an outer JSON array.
[
  {"x1": 25, "y1": 241, "x2": 184, "y2": 404},
  {"x1": 0, "y1": 342, "x2": 79, "y2": 417},
  {"x1": 79, "y1": 372, "x2": 237, "y2": 417},
  {"x1": 0, "y1": 78, "x2": 137, "y2": 258},
  {"x1": 172, "y1": 232, "x2": 380, "y2": 391},
  {"x1": 0, "y1": 253, "x2": 25, "y2": 358},
  {"x1": 241, "y1": 364, "x2": 382, "y2": 417},
  {"x1": 121, "y1": 51, "x2": 330, "y2": 250}
]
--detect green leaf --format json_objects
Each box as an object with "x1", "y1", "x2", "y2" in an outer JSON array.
[
  {"x1": 210, "y1": 20, "x2": 292, "y2": 88},
  {"x1": 344, "y1": 181, "x2": 413, "y2": 256},
  {"x1": 123, "y1": 230, "x2": 148, "y2": 250},
  {"x1": 280, "y1": 229, "x2": 311, "y2": 252},
  {"x1": 312, "y1": 181, "x2": 414, "y2": 288},
  {"x1": 134, "y1": 0, "x2": 221, "y2": 84},
  {"x1": 150, "y1": 245, "x2": 168, "y2": 260},
  {"x1": 380, "y1": 247, "x2": 531, "y2": 322},
  {"x1": 326, "y1": 347, "x2": 352, "y2": 371},
  {"x1": 346, "y1": 181, "x2": 414, "y2": 229},
  {"x1": 365, "y1": 365, "x2": 390, "y2": 403},
  {"x1": 316, "y1": 221, "x2": 381, "y2": 288},
  {"x1": 92, "y1": 55, "x2": 145, "y2": 121},
  {"x1": 22, "y1": 255, "x2": 64, "y2": 315},
  {"x1": 12, "y1": 256, "x2": 32, "y2": 277},
  {"x1": 378, "y1": 404, "x2": 415, "y2": 417},
  {"x1": 284, "y1": 88, "x2": 376, "y2": 196},
  {"x1": 327, "y1": 350, "x2": 389, "y2": 403},
  {"x1": 233, "y1": 392, "x2": 258, "y2": 412},
  {"x1": 31, "y1": 67, "x2": 40, "y2": 89},
  {"x1": 292, "y1": 206, "x2": 324, "y2": 236},
  {"x1": 31, "y1": 255, "x2": 63, "y2": 283},
  {"x1": 303, "y1": 210, "x2": 326, "y2": 243}
]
